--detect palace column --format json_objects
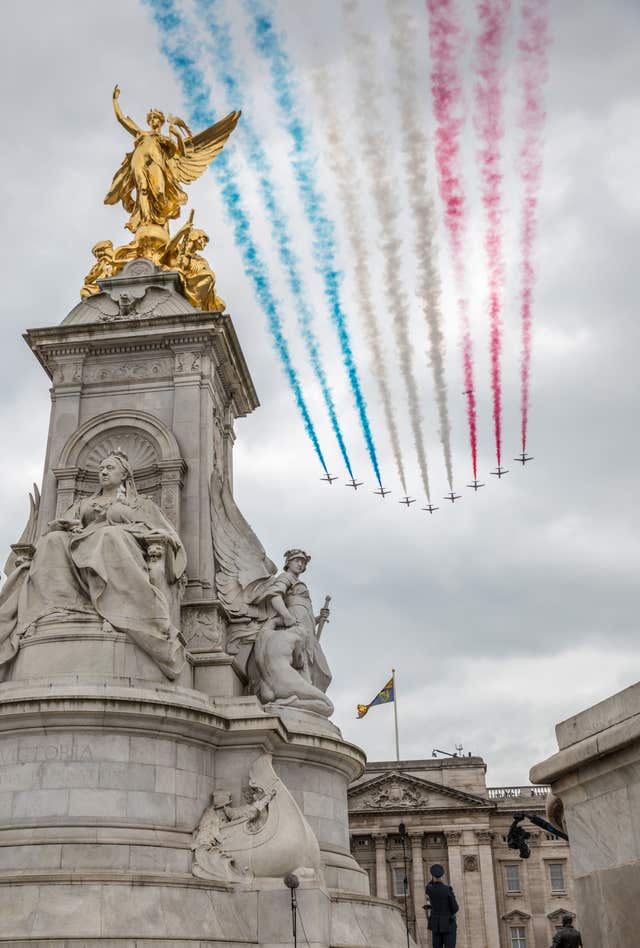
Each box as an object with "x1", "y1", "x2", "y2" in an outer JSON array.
[
  {"x1": 445, "y1": 830, "x2": 467, "y2": 947},
  {"x1": 410, "y1": 831, "x2": 427, "y2": 944},
  {"x1": 374, "y1": 833, "x2": 389, "y2": 899},
  {"x1": 475, "y1": 830, "x2": 500, "y2": 948}
]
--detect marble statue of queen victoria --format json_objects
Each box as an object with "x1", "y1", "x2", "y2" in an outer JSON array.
[{"x1": 0, "y1": 451, "x2": 186, "y2": 679}]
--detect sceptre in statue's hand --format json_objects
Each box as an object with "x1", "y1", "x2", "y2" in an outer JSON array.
[{"x1": 315, "y1": 595, "x2": 331, "y2": 641}]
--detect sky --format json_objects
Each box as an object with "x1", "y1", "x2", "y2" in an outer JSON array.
[{"x1": 0, "y1": 0, "x2": 639, "y2": 785}]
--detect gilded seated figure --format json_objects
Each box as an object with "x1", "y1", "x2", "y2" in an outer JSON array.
[
  {"x1": 164, "y1": 219, "x2": 226, "y2": 312},
  {"x1": 80, "y1": 240, "x2": 116, "y2": 298},
  {"x1": 0, "y1": 451, "x2": 186, "y2": 680}
]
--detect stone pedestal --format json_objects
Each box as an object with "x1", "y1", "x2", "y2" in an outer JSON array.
[
  {"x1": 0, "y1": 259, "x2": 412, "y2": 945},
  {"x1": 531, "y1": 679, "x2": 640, "y2": 947},
  {"x1": 0, "y1": 678, "x2": 411, "y2": 945}
]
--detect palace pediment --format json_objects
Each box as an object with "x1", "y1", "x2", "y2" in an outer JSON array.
[
  {"x1": 347, "y1": 771, "x2": 492, "y2": 812},
  {"x1": 502, "y1": 910, "x2": 532, "y2": 922}
]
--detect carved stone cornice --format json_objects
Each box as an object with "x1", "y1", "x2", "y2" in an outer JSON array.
[{"x1": 24, "y1": 311, "x2": 259, "y2": 418}]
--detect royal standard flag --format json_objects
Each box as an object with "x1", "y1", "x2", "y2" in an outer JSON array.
[{"x1": 356, "y1": 677, "x2": 395, "y2": 719}]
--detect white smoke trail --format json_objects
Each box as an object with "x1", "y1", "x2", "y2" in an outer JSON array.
[
  {"x1": 312, "y1": 68, "x2": 408, "y2": 496},
  {"x1": 387, "y1": 0, "x2": 454, "y2": 491},
  {"x1": 343, "y1": 0, "x2": 432, "y2": 502}
]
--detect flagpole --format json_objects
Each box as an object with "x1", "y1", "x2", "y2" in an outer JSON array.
[{"x1": 392, "y1": 668, "x2": 400, "y2": 762}]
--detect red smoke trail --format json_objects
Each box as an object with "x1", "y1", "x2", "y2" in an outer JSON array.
[
  {"x1": 427, "y1": 0, "x2": 478, "y2": 478},
  {"x1": 518, "y1": 0, "x2": 550, "y2": 454},
  {"x1": 474, "y1": 0, "x2": 511, "y2": 467}
]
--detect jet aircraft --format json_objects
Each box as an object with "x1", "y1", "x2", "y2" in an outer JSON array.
[
  {"x1": 514, "y1": 453, "x2": 534, "y2": 465},
  {"x1": 345, "y1": 478, "x2": 363, "y2": 490},
  {"x1": 422, "y1": 504, "x2": 439, "y2": 514},
  {"x1": 490, "y1": 466, "x2": 509, "y2": 479},
  {"x1": 374, "y1": 487, "x2": 391, "y2": 498},
  {"x1": 444, "y1": 492, "x2": 461, "y2": 503},
  {"x1": 320, "y1": 474, "x2": 338, "y2": 484},
  {"x1": 399, "y1": 496, "x2": 416, "y2": 507},
  {"x1": 467, "y1": 479, "x2": 484, "y2": 492}
]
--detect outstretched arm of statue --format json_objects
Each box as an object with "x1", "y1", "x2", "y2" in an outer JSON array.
[
  {"x1": 270, "y1": 593, "x2": 296, "y2": 628},
  {"x1": 112, "y1": 84, "x2": 141, "y2": 137}
]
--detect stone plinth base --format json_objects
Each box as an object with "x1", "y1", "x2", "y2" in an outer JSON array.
[
  {"x1": 531, "y1": 679, "x2": 640, "y2": 947},
  {"x1": 0, "y1": 680, "x2": 409, "y2": 946}
]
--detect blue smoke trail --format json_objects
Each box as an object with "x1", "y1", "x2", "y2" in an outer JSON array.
[
  {"x1": 195, "y1": 0, "x2": 353, "y2": 480},
  {"x1": 245, "y1": 0, "x2": 383, "y2": 488},
  {"x1": 144, "y1": 0, "x2": 328, "y2": 474}
]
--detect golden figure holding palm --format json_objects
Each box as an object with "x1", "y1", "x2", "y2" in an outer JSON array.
[
  {"x1": 81, "y1": 86, "x2": 240, "y2": 309},
  {"x1": 104, "y1": 85, "x2": 240, "y2": 237}
]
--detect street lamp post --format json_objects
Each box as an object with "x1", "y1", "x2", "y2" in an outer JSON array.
[
  {"x1": 284, "y1": 872, "x2": 299, "y2": 947},
  {"x1": 398, "y1": 822, "x2": 411, "y2": 948}
]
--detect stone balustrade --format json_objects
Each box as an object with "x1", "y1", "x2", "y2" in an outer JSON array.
[{"x1": 487, "y1": 784, "x2": 549, "y2": 800}]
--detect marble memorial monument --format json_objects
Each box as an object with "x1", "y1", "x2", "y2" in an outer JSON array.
[{"x1": 0, "y1": 87, "x2": 410, "y2": 946}]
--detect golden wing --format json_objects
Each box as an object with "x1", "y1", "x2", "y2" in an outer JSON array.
[{"x1": 170, "y1": 110, "x2": 241, "y2": 184}]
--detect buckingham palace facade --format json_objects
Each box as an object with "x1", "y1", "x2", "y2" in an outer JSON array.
[{"x1": 347, "y1": 757, "x2": 576, "y2": 948}]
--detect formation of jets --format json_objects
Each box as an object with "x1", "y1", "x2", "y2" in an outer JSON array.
[{"x1": 319, "y1": 452, "x2": 534, "y2": 512}]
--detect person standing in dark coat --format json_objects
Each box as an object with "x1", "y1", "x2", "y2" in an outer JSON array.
[
  {"x1": 425, "y1": 864, "x2": 459, "y2": 948},
  {"x1": 551, "y1": 915, "x2": 583, "y2": 947}
]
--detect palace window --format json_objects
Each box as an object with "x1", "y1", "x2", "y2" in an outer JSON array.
[
  {"x1": 505, "y1": 863, "x2": 521, "y2": 893},
  {"x1": 510, "y1": 926, "x2": 527, "y2": 948},
  {"x1": 548, "y1": 862, "x2": 566, "y2": 892},
  {"x1": 392, "y1": 866, "x2": 409, "y2": 896}
]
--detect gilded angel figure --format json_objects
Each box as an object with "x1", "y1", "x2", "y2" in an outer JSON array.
[{"x1": 104, "y1": 85, "x2": 240, "y2": 234}]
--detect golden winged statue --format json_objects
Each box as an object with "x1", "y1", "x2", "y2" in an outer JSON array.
[
  {"x1": 80, "y1": 86, "x2": 240, "y2": 309},
  {"x1": 105, "y1": 85, "x2": 240, "y2": 236}
]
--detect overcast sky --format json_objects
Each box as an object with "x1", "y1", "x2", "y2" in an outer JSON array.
[{"x1": 0, "y1": 0, "x2": 638, "y2": 785}]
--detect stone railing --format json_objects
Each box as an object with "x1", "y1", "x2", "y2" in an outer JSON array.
[{"x1": 487, "y1": 785, "x2": 549, "y2": 800}]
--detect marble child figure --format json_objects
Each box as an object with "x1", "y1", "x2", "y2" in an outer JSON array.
[{"x1": 0, "y1": 451, "x2": 186, "y2": 679}]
